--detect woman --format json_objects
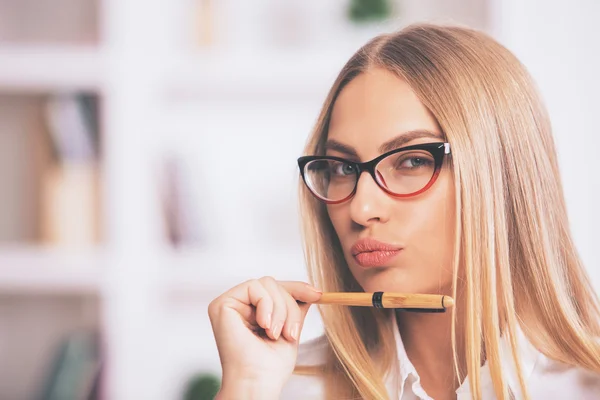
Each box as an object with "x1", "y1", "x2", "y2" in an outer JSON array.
[{"x1": 208, "y1": 24, "x2": 600, "y2": 399}]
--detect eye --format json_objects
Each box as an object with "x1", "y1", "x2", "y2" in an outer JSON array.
[
  {"x1": 391, "y1": 151, "x2": 434, "y2": 170},
  {"x1": 332, "y1": 162, "x2": 356, "y2": 176},
  {"x1": 399, "y1": 157, "x2": 430, "y2": 168}
]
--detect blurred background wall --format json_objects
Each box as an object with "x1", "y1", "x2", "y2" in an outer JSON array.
[{"x1": 0, "y1": 0, "x2": 597, "y2": 399}]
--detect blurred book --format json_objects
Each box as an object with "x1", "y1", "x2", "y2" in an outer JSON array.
[
  {"x1": 0, "y1": 96, "x2": 48, "y2": 243},
  {"x1": 40, "y1": 163, "x2": 100, "y2": 246},
  {"x1": 0, "y1": 0, "x2": 98, "y2": 44},
  {"x1": 37, "y1": 330, "x2": 102, "y2": 400},
  {"x1": 44, "y1": 93, "x2": 97, "y2": 164},
  {"x1": 195, "y1": 0, "x2": 215, "y2": 47},
  {"x1": 41, "y1": 93, "x2": 101, "y2": 246},
  {"x1": 159, "y1": 157, "x2": 203, "y2": 248}
]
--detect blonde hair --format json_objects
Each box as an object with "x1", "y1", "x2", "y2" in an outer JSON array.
[{"x1": 297, "y1": 23, "x2": 600, "y2": 399}]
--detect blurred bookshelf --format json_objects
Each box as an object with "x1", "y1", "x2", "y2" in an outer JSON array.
[
  {"x1": 0, "y1": 0, "x2": 496, "y2": 399},
  {"x1": 160, "y1": 247, "x2": 307, "y2": 299},
  {"x1": 0, "y1": 46, "x2": 104, "y2": 93},
  {"x1": 165, "y1": 51, "x2": 350, "y2": 101},
  {"x1": 0, "y1": 0, "x2": 104, "y2": 399},
  {"x1": 0, "y1": 247, "x2": 104, "y2": 294}
]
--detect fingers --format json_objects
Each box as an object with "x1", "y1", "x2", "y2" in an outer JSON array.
[
  {"x1": 209, "y1": 278, "x2": 273, "y2": 331},
  {"x1": 280, "y1": 285, "x2": 302, "y2": 342},
  {"x1": 278, "y1": 281, "x2": 323, "y2": 303},
  {"x1": 259, "y1": 276, "x2": 286, "y2": 340},
  {"x1": 277, "y1": 281, "x2": 322, "y2": 342},
  {"x1": 262, "y1": 279, "x2": 322, "y2": 342},
  {"x1": 208, "y1": 277, "x2": 322, "y2": 342}
]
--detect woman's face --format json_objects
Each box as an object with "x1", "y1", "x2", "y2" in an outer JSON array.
[{"x1": 326, "y1": 67, "x2": 455, "y2": 294}]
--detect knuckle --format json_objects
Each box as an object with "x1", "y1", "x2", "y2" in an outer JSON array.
[
  {"x1": 246, "y1": 279, "x2": 265, "y2": 294},
  {"x1": 245, "y1": 278, "x2": 260, "y2": 287},
  {"x1": 207, "y1": 299, "x2": 220, "y2": 319},
  {"x1": 259, "y1": 276, "x2": 277, "y2": 286}
]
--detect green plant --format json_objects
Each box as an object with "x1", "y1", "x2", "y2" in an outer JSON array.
[
  {"x1": 183, "y1": 373, "x2": 221, "y2": 400},
  {"x1": 347, "y1": 0, "x2": 392, "y2": 24}
]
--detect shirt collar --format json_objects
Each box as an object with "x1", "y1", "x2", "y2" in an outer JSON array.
[
  {"x1": 387, "y1": 311, "x2": 435, "y2": 399},
  {"x1": 456, "y1": 325, "x2": 540, "y2": 397},
  {"x1": 387, "y1": 311, "x2": 540, "y2": 399}
]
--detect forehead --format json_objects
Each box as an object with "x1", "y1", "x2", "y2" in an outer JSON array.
[{"x1": 327, "y1": 67, "x2": 440, "y2": 157}]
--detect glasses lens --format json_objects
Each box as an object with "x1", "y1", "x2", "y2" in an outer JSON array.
[
  {"x1": 375, "y1": 149, "x2": 436, "y2": 195},
  {"x1": 304, "y1": 159, "x2": 357, "y2": 202}
]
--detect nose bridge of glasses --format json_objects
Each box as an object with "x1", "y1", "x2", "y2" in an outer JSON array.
[{"x1": 355, "y1": 159, "x2": 385, "y2": 191}]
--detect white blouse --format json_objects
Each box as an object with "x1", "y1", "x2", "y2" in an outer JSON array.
[{"x1": 281, "y1": 316, "x2": 600, "y2": 399}]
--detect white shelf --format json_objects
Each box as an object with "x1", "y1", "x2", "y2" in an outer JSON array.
[
  {"x1": 165, "y1": 50, "x2": 354, "y2": 100},
  {"x1": 0, "y1": 45, "x2": 104, "y2": 93},
  {"x1": 0, "y1": 247, "x2": 104, "y2": 294},
  {"x1": 161, "y1": 247, "x2": 309, "y2": 299}
]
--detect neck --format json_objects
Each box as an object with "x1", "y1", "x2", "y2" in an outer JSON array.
[{"x1": 395, "y1": 291, "x2": 467, "y2": 399}]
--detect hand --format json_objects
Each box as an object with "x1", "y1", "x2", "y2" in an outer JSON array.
[{"x1": 208, "y1": 277, "x2": 322, "y2": 399}]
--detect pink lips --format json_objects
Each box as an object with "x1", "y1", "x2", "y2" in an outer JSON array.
[{"x1": 351, "y1": 238, "x2": 403, "y2": 268}]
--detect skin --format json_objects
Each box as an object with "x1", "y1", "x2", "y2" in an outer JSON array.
[
  {"x1": 326, "y1": 67, "x2": 455, "y2": 297},
  {"x1": 326, "y1": 67, "x2": 460, "y2": 399},
  {"x1": 210, "y1": 67, "x2": 462, "y2": 399},
  {"x1": 209, "y1": 278, "x2": 322, "y2": 399}
]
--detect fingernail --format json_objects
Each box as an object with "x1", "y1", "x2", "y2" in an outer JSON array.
[
  {"x1": 265, "y1": 313, "x2": 272, "y2": 329},
  {"x1": 290, "y1": 322, "x2": 300, "y2": 341},
  {"x1": 308, "y1": 285, "x2": 322, "y2": 294},
  {"x1": 271, "y1": 322, "x2": 282, "y2": 339}
]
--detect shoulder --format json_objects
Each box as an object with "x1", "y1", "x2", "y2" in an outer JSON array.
[
  {"x1": 280, "y1": 335, "x2": 329, "y2": 400},
  {"x1": 528, "y1": 353, "x2": 600, "y2": 399}
]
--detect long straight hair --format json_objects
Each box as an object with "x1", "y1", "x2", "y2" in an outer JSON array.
[{"x1": 297, "y1": 23, "x2": 600, "y2": 399}]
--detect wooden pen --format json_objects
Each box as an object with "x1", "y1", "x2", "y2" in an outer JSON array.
[{"x1": 314, "y1": 292, "x2": 454, "y2": 312}]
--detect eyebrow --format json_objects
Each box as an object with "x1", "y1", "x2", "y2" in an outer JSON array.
[{"x1": 324, "y1": 129, "x2": 444, "y2": 157}]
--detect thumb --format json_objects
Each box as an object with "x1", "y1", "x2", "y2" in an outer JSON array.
[
  {"x1": 278, "y1": 280, "x2": 322, "y2": 332},
  {"x1": 279, "y1": 281, "x2": 323, "y2": 304},
  {"x1": 278, "y1": 280, "x2": 322, "y2": 303}
]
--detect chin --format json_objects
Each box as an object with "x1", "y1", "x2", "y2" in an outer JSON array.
[{"x1": 353, "y1": 267, "x2": 438, "y2": 294}]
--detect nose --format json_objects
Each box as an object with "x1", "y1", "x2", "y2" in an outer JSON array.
[{"x1": 349, "y1": 171, "x2": 391, "y2": 227}]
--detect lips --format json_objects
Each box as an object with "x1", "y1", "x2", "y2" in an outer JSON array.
[{"x1": 351, "y1": 238, "x2": 403, "y2": 268}]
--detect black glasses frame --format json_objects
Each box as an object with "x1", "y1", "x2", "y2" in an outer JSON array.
[{"x1": 298, "y1": 142, "x2": 451, "y2": 204}]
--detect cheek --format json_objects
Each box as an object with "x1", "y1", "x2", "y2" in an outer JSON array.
[
  {"x1": 366, "y1": 171, "x2": 456, "y2": 292},
  {"x1": 403, "y1": 170, "x2": 456, "y2": 281},
  {"x1": 410, "y1": 174, "x2": 455, "y2": 247},
  {"x1": 325, "y1": 169, "x2": 457, "y2": 293},
  {"x1": 326, "y1": 204, "x2": 350, "y2": 240}
]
